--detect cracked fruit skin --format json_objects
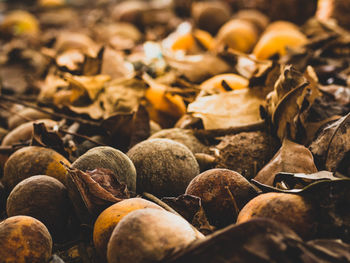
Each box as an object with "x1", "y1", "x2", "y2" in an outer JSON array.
[
  {"x1": 237, "y1": 192, "x2": 315, "y2": 239},
  {"x1": 0, "y1": 215, "x2": 52, "y2": 263},
  {"x1": 93, "y1": 198, "x2": 163, "y2": 261},
  {"x1": 2, "y1": 146, "x2": 70, "y2": 191},
  {"x1": 252, "y1": 21, "x2": 307, "y2": 60}
]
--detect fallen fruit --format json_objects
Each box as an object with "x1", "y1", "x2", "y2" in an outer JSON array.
[
  {"x1": 7, "y1": 108, "x2": 52, "y2": 130},
  {"x1": 6, "y1": 175, "x2": 70, "y2": 241},
  {"x1": 107, "y1": 208, "x2": 203, "y2": 263},
  {"x1": 216, "y1": 19, "x2": 259, "y2": 53},
  {"x1": 252, "y1": 21, "x2": 307, "y2": 60},
  {"x1": 0, "y1": 215, "x2": 52, "y2": 263},
  {"x1": 127, "y1": 138, "x2": 200, "y2": 197},
  {"x1": 192, "y1": 1, "x2": 231, "y2": 35},
  {"x1": 185, "y1": 168, "x2": 258, "y2": 227},
  {"x1": 1, "y1": 119, "x2": 57, "y2": 146},
  {"x1": 0, "y1": 10, "x2": 39, "y2": 37},
  {"x1": 2, "y1": 146, "x2": 70, "y2": 191},
  {"x1": 199, "y1": 73, "x2": 248, "y2": 94},
  {"x1": 93, "y1": 198, "x2": 163, "y2": 261},
  {"x1": 71, "y1": 146, "x2": 137, "y2": 192},
  {"x1": 149, "y1": 128, "x2": 209, "y2": 154},
  {"x1": 237, "y1": 192, "x2": 315, "y2": 239}
]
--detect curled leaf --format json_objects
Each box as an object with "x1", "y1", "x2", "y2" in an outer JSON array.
[
  {"x1": 254, "y1": 139, "x2": 318, "y2": 186},
  {"x1": 265, "y1": 65, "x2": 321, "y2": 141},
  {"x1": 309, "y1": 113, "x2": 350, "y2": 172},
  {"x1": 65, "y1": 166, "x2": 129, "y2": 224}
]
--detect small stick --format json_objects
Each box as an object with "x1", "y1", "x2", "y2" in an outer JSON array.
[
  {"x1": 225, "y1": 186, "x2": 240, "y2": 218},
  {"x1": 58, "y1": 128, "x2": 107, "y2": 147},
  {"x1": 194, "y1": 120, "x2": 266, "y2": 138},
  {"x1": 0, "y1": 94, "x2": 100, "y2": 126}
]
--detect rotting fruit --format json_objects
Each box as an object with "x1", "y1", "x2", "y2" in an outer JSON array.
[
  {"x1": 93, "y1": 198, "x2": 163, "y2": 261},
  {"x1": 0, "y1": 215, "x2": 52, "y2": 263}
]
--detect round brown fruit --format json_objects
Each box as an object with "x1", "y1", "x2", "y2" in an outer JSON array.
[
  {"x1": 71, "y1": 146, "x2": 136, "y2": 192},
  {"x1": 1, "y1": 119, "x2": 57, "y2": 146},
  {"x1": 0, "y1": 215, "x2": 52, "y2": 263},
  {"x1": 107, "y1": 208, "x2": 203, "y2": 263},
  {"x1": 8, "y1": 108, "x2": 52, "y2": 130},
  {"x1": 149, "y1": 128, "x2": 209, "y2": 154},
  {"x1": 127, "y1": 138, "x2": 200, "y2": 197},
  {"x1": 2, "y1": 146, "x2": 70, "y2": 191},
  {"x1": 192, "y1": 1, "x2": 231, "y2": 35},
  {"x1": 93, "y1": 198, "x2": 163, "y2": 261},
  {"x1": 237, "y1": 192, "x2": 315, "y2": 239},
  {"x1": 6, "y1": 175, "x2": 70, "y2": 241},
  {"x1": 185, "y1": 168, "x2": 258, "y2": 227}
]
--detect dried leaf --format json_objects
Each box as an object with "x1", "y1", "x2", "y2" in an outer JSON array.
[
  {"x1": 272, "y1": 170, "x2": 348, "y2": 190},
  {"x1": 164, "y1": 53, "x2": 232, "y2": 83},
  {"x1": 162, "y1": 194, "x2": 215, "y2": 235},
  {"x1": 266, "y1": 65, "x2": 321, "y2": 141},
  {"x1": 309, "y1": 113, "x2": 350, "y2": 171},
  {"x1": 188, "y1": 89, "x2": 264, "y2": 130},
  {"x1": 254, "y1": 139, "x2": 318, "y2": 186},
  {"x1": 101, "y1": 105, "x2": 150, "y2": 151},
  {"x1": 65, "y1": 166, "x2": 129, "y2": 223},
  {"x1": 31, "y1": 122, "x2": 68, "y2": 158}
]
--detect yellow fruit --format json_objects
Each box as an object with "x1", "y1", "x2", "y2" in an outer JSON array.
[
  {"x1": 216, "y1": 19, "x2": 259, "y2": 53},
  {"x1": 38, "y1": 0, "x2": 65, "y2": 7},
  {"x1": 0, "y1": 10, "x2": 39, "y2": 36},
  {"x1": 171, "y1": 29, "x2": 215, "y2": 52},
  {"x1": 93, "y1": 198, "x2": 163, "y2": 261},
  {"x1": 253, "y1": 21, "x2": 307, "y2": 60},
  {"x1": 200, "y1": 73, "x2": 248, "y2": 93},
  {"x1": 0, "y1": 215, "x2": 52, "y2": 263}
]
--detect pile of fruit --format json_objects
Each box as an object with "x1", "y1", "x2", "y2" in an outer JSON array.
[{"x1": 0, "y1": 0, "x2": 349, "y2": 262}]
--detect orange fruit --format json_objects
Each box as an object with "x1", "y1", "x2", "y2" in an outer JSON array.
[
  {"x1": 93, "y1": 198, "x2": 163, "y2": 261},
  {"x1": 216, "y1": 19, "x2": 259, "y2": 53},
  {"x1": 253, "y1": 21, "x2": 307, "y2": 60},
  {"x1": 237, "y1": 192, "x2": 315, "y2": 239},
  {"x1": 200, "y1": 73, "x2": 248, "y2": 93}
]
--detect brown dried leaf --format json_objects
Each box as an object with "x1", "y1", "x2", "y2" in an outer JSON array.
[
  {"x1": 254, "y1": 139, "x2": 318, "y2": 186},
  {"x1": 266, "y1": 65, "x2": 321, "y2": 141},
  {"x1": 164, "y1": 53, "x2": 232, "y2": 83},
  {"x1": 309, "y1": 113, "x2": 350, "y2": 172},
  {"x1": 188, "y1": 89, "x2": 264, "y2": 130},
  {"x1": 65, "y1": 166, "x2": 129, "y2": 222},
  {"x1": 162, "y1": 194, "x2": 215, "y2": 235},
  {"x1": 31, "y1": 122, "x2": 68, "y2": 158}
]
